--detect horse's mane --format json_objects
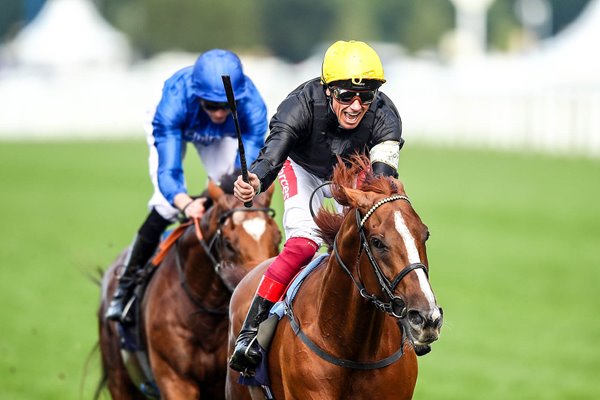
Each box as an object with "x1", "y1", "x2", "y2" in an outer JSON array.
[{"x1": 315, "y1": 154, "x2": 403, "y2": 249}]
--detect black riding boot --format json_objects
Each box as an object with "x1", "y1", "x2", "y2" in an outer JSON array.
[
  {"x1": 105, "y1": 209, "x2": 170, "y2": 321},
  {"x1": 229, "y1": 295, "x2": 275, "y2": 372},
  {"x1": 104, "y1": 234, "x2": 158, "y2": 320}
]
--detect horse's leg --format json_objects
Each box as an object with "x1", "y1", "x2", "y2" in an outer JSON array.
[
  {"x1": 225, "y1": 369, "x2": 253, "y2": 400},
  {"x1": 151, "y1": 360, "x2": 200, "y2": 400},
  {"x1": 143, "y1": 263, "x2": 203, "y2": 399},
  {"x1": 99, "y1": 312, "x2": 144, "y2": 399},
  {"x1": 99, "y1": 263, "x2": 145, "y2": 400}
]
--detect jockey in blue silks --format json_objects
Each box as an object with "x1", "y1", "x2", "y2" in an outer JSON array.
[{"x1": 105, "y1": 49, "x2": 268, "y2": 321}]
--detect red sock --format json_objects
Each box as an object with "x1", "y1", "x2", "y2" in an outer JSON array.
[{"x1": 256, "y1": 275, "x2": 287, "y2": 302}]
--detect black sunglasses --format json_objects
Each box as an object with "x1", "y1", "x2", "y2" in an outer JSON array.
[
  {"x1": 330, "y1": 87, "x2": 377, "y2": 105},
  {"x1": 201, "y1": 100, "x2": 230, "y2": 111}
]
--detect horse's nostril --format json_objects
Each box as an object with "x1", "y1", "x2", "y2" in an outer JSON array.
[
  {"x1": 435, "y1": 308, "x2": 444, "y2": 329},
  {"x1": 408, "y1": 310, "x2": 424, "y2": 326}
]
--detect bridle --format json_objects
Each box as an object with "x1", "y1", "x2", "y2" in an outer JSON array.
[
  {"x1": 174, "y1": 205, "x2": 276, "y2": 314},
  {"x1": 201, "y1": 206, "x2": 276, "y2": 272},
  {"x1": 284, "y1": 193, "x2": 430, "y2": 369},
  {"x1": 333, "y1": 194, "x2": 429, "y2": 319}
]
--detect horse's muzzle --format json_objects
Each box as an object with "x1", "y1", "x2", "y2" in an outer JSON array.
[{"x1": 407, "y1": 306, "x2": 443, "y2": 347}]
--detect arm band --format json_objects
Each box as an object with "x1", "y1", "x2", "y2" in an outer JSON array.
[
  {"x1": 370, "y1": 140, "x2": 400, "y2": 170},
  {"x1": 372, "y1": 161, "x2": 398, "y2": 178}
]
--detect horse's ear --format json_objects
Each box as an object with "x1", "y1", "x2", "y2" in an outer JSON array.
[
  {"x1": 341, "y1": 187, "x2": 372, "y2": 209},
  {"x1": 207, "y1": 179, "x2": 225, "y2": 203}
]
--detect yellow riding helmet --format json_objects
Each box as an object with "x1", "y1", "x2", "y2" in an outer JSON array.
[{"x1": 321, "y1": 40, "x2": 386, "y2": 89}]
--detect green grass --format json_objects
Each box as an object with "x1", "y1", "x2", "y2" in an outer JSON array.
[
  {"x1": 402, "y1": 148, "x2": 600, "y2": 400},
  {"x1": 0, "y1": 141, "x2": 598, "y2": 399}
]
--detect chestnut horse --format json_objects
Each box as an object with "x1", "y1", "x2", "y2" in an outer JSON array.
[
  {"x1": 226, "y1": 156, "x2": 443, "y2": 400},
  {"x1": 98, "y1": 181, "x2": 281, "y2": 399}
]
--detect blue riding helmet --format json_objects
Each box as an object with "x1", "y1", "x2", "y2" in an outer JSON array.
[{"x1": 192, "y1": 49, "x2": 248, "y2": 102}]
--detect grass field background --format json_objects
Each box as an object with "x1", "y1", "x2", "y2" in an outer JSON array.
[{"x1": 0, "y1": 140, "x2": 598, "y2": 399}]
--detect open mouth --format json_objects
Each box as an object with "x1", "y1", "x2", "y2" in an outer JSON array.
[{"x1": 343, "y1": 111, "x2": 361, "y2": 123}]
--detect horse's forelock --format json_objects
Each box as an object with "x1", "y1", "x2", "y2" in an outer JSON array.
[{"x1": 360, "y1": 175, "x2": 401, "y2": 196}]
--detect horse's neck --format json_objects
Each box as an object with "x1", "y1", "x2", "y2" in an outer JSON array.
[
  {"x1": 315, "y1": 232, "x2": 388, "y2": 353},
  {"x1": 179, "y1": 229, "x2": 227, "y2": 303}
]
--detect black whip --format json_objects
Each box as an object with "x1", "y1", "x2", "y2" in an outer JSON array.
[{"x1": 222, "y1": 75, "x2": 252, "y2": 207}]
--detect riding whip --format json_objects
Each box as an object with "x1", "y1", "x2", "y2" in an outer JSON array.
[{"x1": 222, "y1": 74, "x2": 252, "y2": 208}]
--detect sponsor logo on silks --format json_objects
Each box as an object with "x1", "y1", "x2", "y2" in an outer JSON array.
[
  {"x1": 278, "y1": 161, "x2": 298, "y2": 200},
  {"x1": 183, "y1": 130, "x2": 219, "y2": 145}
]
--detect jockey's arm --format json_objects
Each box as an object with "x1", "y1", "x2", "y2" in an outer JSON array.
[{"x1": 370, "y1": 140, "x2": 401, "y2": 178}]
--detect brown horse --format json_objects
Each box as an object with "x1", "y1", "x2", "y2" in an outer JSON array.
[
  {"x1": 98, "y1": 181, "x2": 282, "y2": 399},
  {"x1": 226, "y1": 156, "x2": 443, "y2": 400}
]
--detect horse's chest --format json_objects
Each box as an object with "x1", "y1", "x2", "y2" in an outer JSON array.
[
  {"x1": 278, "y1": 361, "x2": 417, "y2": 399},
  {"x1": 345, "y1": 371, "x2": 416, "y2": 399}
]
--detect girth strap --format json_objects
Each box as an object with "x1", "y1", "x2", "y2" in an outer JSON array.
[{"x1": 284, "y1": 306, "x2": 405, "y2": 370}]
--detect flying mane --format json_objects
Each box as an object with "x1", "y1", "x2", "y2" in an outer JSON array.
[{"x1": 315, "y1": 154, "x2": 404, "y2": 249}]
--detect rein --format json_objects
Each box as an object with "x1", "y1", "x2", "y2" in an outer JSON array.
[{"x1": 174, "y1": 206, "x2": 276, "y2": 315}]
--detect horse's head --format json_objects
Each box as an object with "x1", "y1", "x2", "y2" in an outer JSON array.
[
  {"x1": 320, "y1": 155, "x2": 443, "y2": 353},
  {"x1": 205, "y1": 180, "x2": 281, "y2": 291}
]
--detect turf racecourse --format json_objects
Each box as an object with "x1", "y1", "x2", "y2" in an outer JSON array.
[{"x1": 0, "y1": 140, "x2": 598, "y2": 399}]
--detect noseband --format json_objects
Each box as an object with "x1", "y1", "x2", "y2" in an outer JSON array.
[{"x1": 333, "y1": 194, "x2": 428, "y2": 319}]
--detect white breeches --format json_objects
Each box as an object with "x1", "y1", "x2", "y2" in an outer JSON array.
[{"x1": 277, "y1": 158, "x2": 342, "y2": 247}]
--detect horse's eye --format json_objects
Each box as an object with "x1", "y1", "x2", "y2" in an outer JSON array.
[
  {"x1": 223, "y1": 239, "x2": 236, "y2": 254},
  {"x1": 370, "y1": 237, "x2": 386, "y2": 250}
]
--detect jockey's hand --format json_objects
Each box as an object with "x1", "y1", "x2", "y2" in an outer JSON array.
[
  {"x1": 233, "y1": 173, "x2": 260, "y2": 203},
  {"x1": 182, "y1": 197, "x2": 206, "y2": 219}
]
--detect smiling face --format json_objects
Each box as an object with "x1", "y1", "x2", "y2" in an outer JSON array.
[{"x1": 326, "y1": 87, "x2": 371, "y2": 130}]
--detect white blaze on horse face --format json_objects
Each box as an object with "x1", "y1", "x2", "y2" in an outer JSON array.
[
  {"x1": 393, "y1": 211, "x2": 437, "y2": 306},
  {"x1": 241, "y1": 217, "x2": 267, "y2": 242},
  {"x1": 232, "y1": 212, "x2": 267, "y2": 242}
]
